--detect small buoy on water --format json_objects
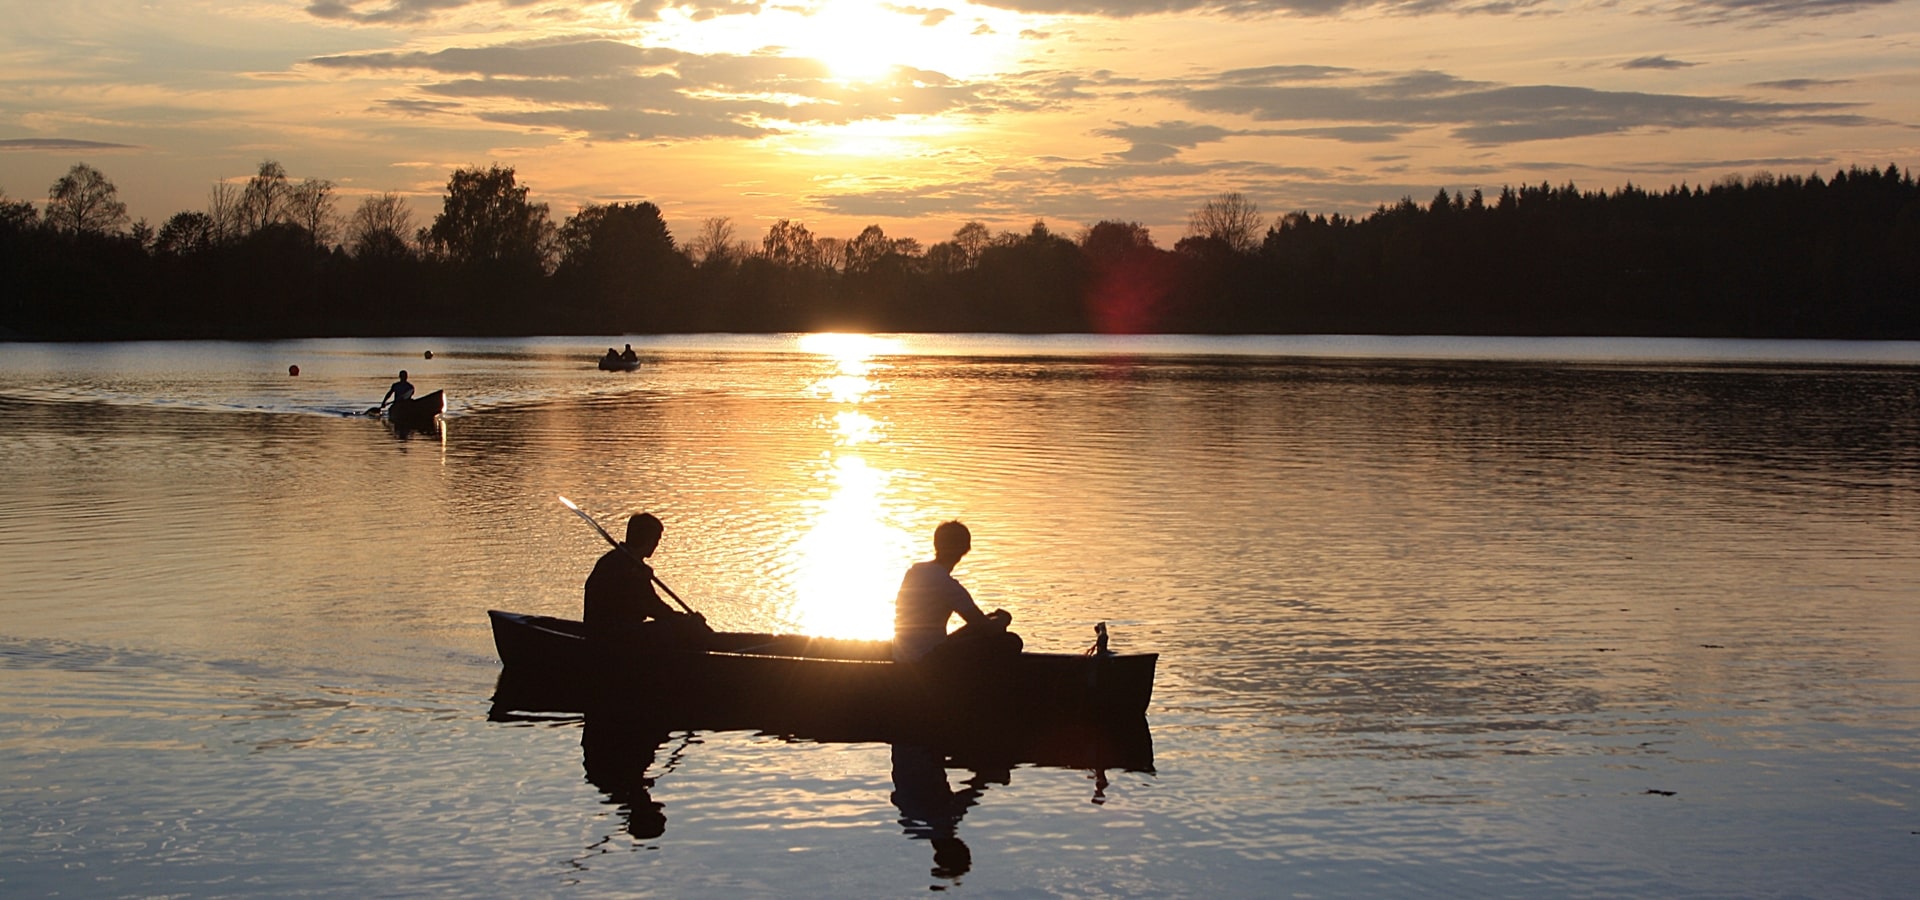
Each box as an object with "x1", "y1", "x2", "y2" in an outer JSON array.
[
  {"x1": 289, "y1": 364, "x2": 300, "y2": 376},
  {"x1": 423, "y1": 350, "x2": 433, "y2": 359}
]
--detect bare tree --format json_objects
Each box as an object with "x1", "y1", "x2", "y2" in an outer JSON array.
[
  {"x1": 346, "y1": 192, "x2": 416, "y2": 260},
  {"x1": 43, "y1": 163, "x2": 129, "y2": 235},
  {"x1": 952, "y1": 220, "x2": 990, "y2": 269},
  {"x1": 207, "y1": 181, "x2": 244, "y2": 243},
  {"x1": 761, "y1": 218, "x2": 819, "y2": 268},
  {"x1": 240, "y1": 160, "x2": 290, "y2": 234},
  {"x1": 1185, "y1": 191, "x2": 1265, "y2": 254},
  {"x1": 684, "y1": 216, "x2": 738, "y2": 267},
  {"x1": 287, "y1": 178, "x2": 338, "y2": 248}
]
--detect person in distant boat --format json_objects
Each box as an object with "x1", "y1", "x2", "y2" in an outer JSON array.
[
  {"x1": 602, "y1": 347, "x2": 621, "y2": 365},
  {"x1": 893, "y1": 521, "x2": 1019, "y2": 663},
  {"x1": 620, "y1": 344, "x2": 638, "y2": 364},
  {"x1": 380, "y1": 370, "x2": 414, "y2": 409},
  {"x1": 585, "y1": 512, "x2": 707, "y2": 648}
]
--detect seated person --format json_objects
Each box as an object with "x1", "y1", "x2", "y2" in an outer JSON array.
[
  {"x1": 620, "y1": 343, "x2": 639, "y2": 363},
  {"x1": 893, "y1": 520, "x2": 1019, "y2": 664},
  {"x1": 380, "y1": 369, "x2": 414, "y2": 407},
  {"x1": 585, "y1": 513, "x2": 707, "y2": 650}
]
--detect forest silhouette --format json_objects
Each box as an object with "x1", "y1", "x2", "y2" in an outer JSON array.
[{"x1": 3, "y1": 161, "x2": 1916, "y2": 340}]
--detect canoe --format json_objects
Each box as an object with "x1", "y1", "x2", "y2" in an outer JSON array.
[
  {"x1": 598, "y1": 356, "x2": 640, "y2": 371},
  {"x1": 385, "y1": 389, "x2": 443, "y2": 426},
  {"x1": 486, "y1": 610, "x2": 1157, "y2": 733}
]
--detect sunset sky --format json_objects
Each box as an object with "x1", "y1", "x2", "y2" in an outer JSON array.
[{"x1": 2, "y1": 0, "x2": 1915, "y2": 246}]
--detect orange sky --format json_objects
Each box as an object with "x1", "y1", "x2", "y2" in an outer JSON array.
[{"x1": 2, "y1": 0, "x2": 1915, "y2": 247}]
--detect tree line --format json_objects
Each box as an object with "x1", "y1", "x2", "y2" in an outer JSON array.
[{"x1": 3, "y1": 160, "x2": 1916, "y2": 340}]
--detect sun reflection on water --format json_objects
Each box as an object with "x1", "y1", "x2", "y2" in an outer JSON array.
[{"x1": 784, "y1": 334, "x2": 913, "y2": 638}]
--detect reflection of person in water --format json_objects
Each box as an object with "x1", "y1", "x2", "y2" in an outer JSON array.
[
  {"x1": 581, "y1": 715, "x2": 671, "y2": 840},
  {"x1": 889, "y1": 743, "x2": 1008, "y2": 881}
]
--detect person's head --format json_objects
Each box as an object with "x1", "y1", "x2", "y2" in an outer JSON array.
[
  {"x1": 932, "y1": 520, "x2": 971, "y2": 565},
  {"x1": 398, "y1": 370, "x2": 409, "y2": 380},
  {"x1": 625, "y1": 512, "x2": 664, "y2": 556}
]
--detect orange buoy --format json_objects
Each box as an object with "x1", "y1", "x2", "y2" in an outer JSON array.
[{"x1": 289, "y1": 364, "x2": 300, "y2": 376}]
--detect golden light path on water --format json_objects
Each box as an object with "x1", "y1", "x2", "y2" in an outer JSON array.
[{"x1": 783, "y1": 333, "x2": 912, "y2": 638}]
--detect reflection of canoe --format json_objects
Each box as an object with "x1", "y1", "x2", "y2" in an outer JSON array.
[
  {"x1": 598, "y1": 356, "x2": 640, "y2": 371},
  {"x1": 486, "y1": 610, "x2": 1158, "y2": 735},
  {"x1": 385, "y1": 390, "x2": 443, "y2": 426}
]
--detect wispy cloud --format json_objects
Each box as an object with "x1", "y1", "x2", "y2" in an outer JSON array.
[
  {"x1": 1167, "y1": 68, "x2": 1878, "y2": 146},
  {"x1": 1620, "y1": 55, "x2": 1698, "y2": 70},
  {"x1": 0, "y1": 138, "x2": 141, "y2": 152}
]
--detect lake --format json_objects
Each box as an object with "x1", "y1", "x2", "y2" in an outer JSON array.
[{"x1": 3, "y1": 334, "x2": 1918, "y2": 897}]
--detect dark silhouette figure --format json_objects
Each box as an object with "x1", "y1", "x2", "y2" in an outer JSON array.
[
  {"x1": 893, "y1": 521, "x2": 1020, "y2": 664},
  {"x1": 621, "y1": 343, "x2": 638, "y2": 363},
  {"x1": 890, "y1": 743, "x2": 1007, "y2": 882},
  {"x1": 379, "y1": 369, "x2": 413, "y2": 409},
  {"x1": 581, "y1": 714, "x2": 672, "y2": 840},
  {"x1": 584, "y1": 513, "x2": 706, "y2": 650}
]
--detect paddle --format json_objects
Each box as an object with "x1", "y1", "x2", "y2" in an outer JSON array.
[{"x1": 558, "y1": 494, "x2": 697, "y2": 615}]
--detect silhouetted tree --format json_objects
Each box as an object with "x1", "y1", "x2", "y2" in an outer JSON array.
[
  {"x1": 44, "y1": 163, "x2": 128, "y2": 235},
  {"x1": 155, "y1": 211, "x2": 216, "y2": 256},
  {"x1": 422, "y1": 165, "x2": 555, "y2": 271},
  {"x1": 555, "y1": 201, "x2": 687, "y2": 331},
  {"x1": 1185, "y1": 191, "x2": 1264, "y2": 254},
  {"x1": 345, "y1": 193, "x2": 416, "y2": 261}
]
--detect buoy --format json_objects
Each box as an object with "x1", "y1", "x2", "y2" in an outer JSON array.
[
  {"x1": 289, "y1": 364, "x2": 300, "y2": 376},
  {"x1": 423, "y1": 350, "x2": 433, "y2": 359}
]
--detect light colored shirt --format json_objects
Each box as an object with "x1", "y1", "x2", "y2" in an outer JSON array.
[{"x1": 893, "y1": 561, "x2": 988, "y2": 662}]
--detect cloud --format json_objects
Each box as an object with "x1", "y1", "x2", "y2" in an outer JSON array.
[
  {"x1": 312, "y1": 38, "x2": 991, "y2": 141},
  {"x1": 1656, "y1": 0, "x2": 1901, "y2": 22},
  {"x1": 306, "y1": 0, "x2": 506, "y2": 25},
  {"x1": 0, "y1": 138, "x2": 141, "y2": 152},
  {"x1": 310, "y1": 40, "x2": 682, "y2": 78},
  {"x1": 1751, "y1": 78, "x2": 1851, "y2": 91},
  {"x1": 884, "y1": 3, "x2": 958, "y2": 25},
  {"x1": 1169, "y1": 67, "x2": 1879, "y2": 146},
  {"x1": 1620, "y1": 55, "x2": 1697, "y2": 70}
]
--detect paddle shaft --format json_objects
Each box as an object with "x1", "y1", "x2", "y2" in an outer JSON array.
[{"x1": 564, "y1": 501, "x2": 696, "y2": 615}]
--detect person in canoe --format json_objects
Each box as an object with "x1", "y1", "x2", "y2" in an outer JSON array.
[
  {"x1": 893, "y1": 521, "x2": 1020, "y2": 664},
  {"x1": 620, "y1": 344, "x2": 638, "y2": 364},
  {"x1": 378, "y1": 370, "x2": 414, "y2": 411},
  {"x1": 585, "y1": 512, "x2": 708, "y2": 650},
  {"x1": 601, "y1": 347, "x2": 622, "y2": 367}
]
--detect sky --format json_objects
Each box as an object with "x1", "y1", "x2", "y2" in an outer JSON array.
[{"x1": 1, "y1": 0, "x2": 1915, "y2": 247}]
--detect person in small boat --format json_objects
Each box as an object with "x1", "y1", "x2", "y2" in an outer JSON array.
[
  {"x1": 893, "y1": 520, "x2": 1019, "y2": 663},
  {"x1": 620, "y1": 344, "x2": 638, "y2": 364},
  {"x1": 601, "y1": 347, "x2": 621, "y2": 366},
  {"x1": 379, "y1": 370, "x2": 414, "y2": 409},
  {"x1": 585, "y1": 512, "x2": 707, "y2": 648}
]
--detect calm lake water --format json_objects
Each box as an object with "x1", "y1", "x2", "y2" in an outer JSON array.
[{"x1": 3, "y1": 334, "x2": 1918, "y2": 897}]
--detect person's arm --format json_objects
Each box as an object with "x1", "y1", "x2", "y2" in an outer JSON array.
[{"x1": 947, "y1": 579, "x2": 993, "y2": 627}]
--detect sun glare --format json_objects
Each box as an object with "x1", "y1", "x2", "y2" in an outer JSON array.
[{"x1": 778, "y1": 332, "x2": 914, "y2": 638}]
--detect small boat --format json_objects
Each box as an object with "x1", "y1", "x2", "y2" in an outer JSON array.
[
  {"x1": 385, "y1": 389, "x2": 444, "y2": 427},
  {"x1": 487, "y1": 610, "x2": 1157, "y2": 733},
  {"x1": 598, "y1": 355, "x2": 640, "y2": 372}
]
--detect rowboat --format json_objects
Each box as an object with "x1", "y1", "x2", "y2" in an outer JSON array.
[
  {"x1": 486, "y1": 610, "x2": 1157, "y2": 735},
  {"x1": 598, "y1": 356, "x2": 640, "y2": 371},
  {"x1": 385, "y1": 389, "x2": 443, "y2": 427}
]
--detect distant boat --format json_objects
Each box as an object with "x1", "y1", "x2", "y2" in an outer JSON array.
[
  {"x1": 598, "y1": 355, "x2": 640, "y2": 372},
  {"x1": 385, "y1": 389, "x2": 444, "y2": 428},
  {"x1": 486, "y1": 609, "x2": 1158, "y2": 734}
]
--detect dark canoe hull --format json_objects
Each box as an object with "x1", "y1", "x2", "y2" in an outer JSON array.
[
  {"x1": 487, "y1": 610, "x2": 1158, "y2": 737},
  {"x1": 386, "y1": 390, "x2": 443, "y2": 426},
  {"x1": 598, "y1": 357, "x2": 640, "y2": 371}
]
